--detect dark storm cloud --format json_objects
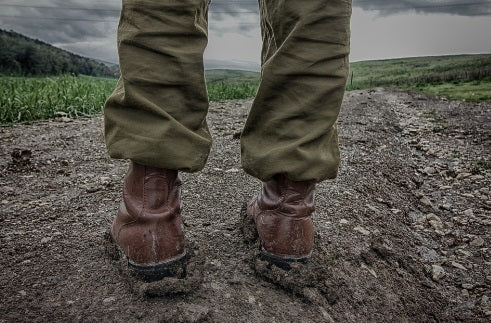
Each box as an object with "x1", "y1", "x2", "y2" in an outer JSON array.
[{"x1": 354, "y1": 0, "x2": 491, "y2": 17}]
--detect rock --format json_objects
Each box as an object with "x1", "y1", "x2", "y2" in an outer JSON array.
[
  {"x1": 41, "y1": 237, "x2": 50, "y2": 244},
  {"x1": 19, "y1": 290, "x2": 27, "y2": 296},
  {"x1": 418, "y1": 246, "x2": 440, "y2": 262},
  {"x1": 456, "y1": 172, "x2": 472, "y2": 180},
  {"x1": 420, "y1": 196, "x2": 432, "y2": 207},
  {"x1": 248, "y1": 295, "x2": 256, "y2": 304},
  {"x1": 461, "y1": 283, "x2": 474, "y2": 290},
  {"x1": 339, "y1": 219, "x2": 349, "y2": 224},
  {"x1": 451, "y1": 261, "x2": 467, "y2": 270},
  {"x1": 103, "y1": 296, "x2": 115, "y2": 303},
  {"x1": 463, "y1": 209, "x2": 474, "y2": 217},
  {"x1": 422, "y1": 167, "x2": 436, "y2": 175},
  {"x1": 431, "y1": 265, "x2": 445, "y2": 281},
  {"x1": 470, "y1": 236, "x2": 485, "y2": 247},
  {"x1": 353, "y1": 226, "x2": 370, "y2": 236},
  {"x1": 461, "y1": 289, "x2": 469, "y2": 297},
  {"x1": 441, "y1": 203, "x2": 451, "y2": 210},
  {"x1": 86, "y1": 186, "x2": 102, "y2": 193},
  {"x1": 225, "y1": 168, "x2": 240, "y2": 173}
]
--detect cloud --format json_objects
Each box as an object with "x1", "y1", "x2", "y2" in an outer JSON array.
[{"x1": 354, "y1": 0, "x2": 491, "y2": 17}]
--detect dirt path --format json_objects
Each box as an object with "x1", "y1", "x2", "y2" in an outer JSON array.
[{"x1": 1, "y1": 89, "x2": 489, "y2": 322}]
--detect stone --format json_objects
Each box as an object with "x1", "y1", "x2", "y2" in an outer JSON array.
[
  {"x1": 420, "y1": 196, "x2": 432, "y2": 206},
  {"x1": 456, "y1": 172, "x2": 472, "y2": 180},
  {"x1": 353, "y1": 226, "x2": 370, "y2": 236},
  {"x1": 470, "y1": 237, "x2": 485, "y2": 247},
  {"x1": 339, "y1": 219, "x2": 349, "y2": 224},
  {"x1": 463, "y1": 209, "x2": 474, "y2": 217},
  {"x1": 423, "y1": 167, "x2": 436, "y2": 175},
  {"x1": 431, "y1": 265, "x2": 445, "y2": 281},
  {"x1": 103, "y1": 297, "x2": 115, "y2": 304},
  {"x1": 451, "y1": 261, "x2": 467, "y2": 270}
]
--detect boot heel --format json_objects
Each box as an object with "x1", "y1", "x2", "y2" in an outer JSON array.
[
  {"x1": 128, "y1": 252, "x2": 188, "y2": 282},
  {"x1": 260, "y1": 249, "x2": 309, "y2": 271}
]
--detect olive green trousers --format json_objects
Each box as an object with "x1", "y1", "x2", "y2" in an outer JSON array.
[{"x1": 104, "y1": 0, "x2": 351, "y2": 182}]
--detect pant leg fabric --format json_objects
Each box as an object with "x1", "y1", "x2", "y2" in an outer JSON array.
[
  {"x1": 104, "y1": 0, "x2": 211, "y2": 172},
  {"x1": 241, "y1": 0, "x2": 352, "y2": 183}
]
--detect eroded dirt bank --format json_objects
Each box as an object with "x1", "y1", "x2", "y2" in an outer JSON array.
[{"x1": 1, "y1": 89, "x2": 490, "y2": 322}]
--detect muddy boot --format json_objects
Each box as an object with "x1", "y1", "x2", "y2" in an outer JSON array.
[
  {"x1": 247, "y1": 175, "x2": 315, "y2": 269},
  {"x1": 110, "y1": 161, "x2": 186, "y2": 281}
]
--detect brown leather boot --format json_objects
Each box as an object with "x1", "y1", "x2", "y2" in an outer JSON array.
[
  {"x1": 246, "y1": 174, "x2": 315, "y2": 268},
  {"x1": 110, "y1": 161, "x2": 186, "y2": 281}
]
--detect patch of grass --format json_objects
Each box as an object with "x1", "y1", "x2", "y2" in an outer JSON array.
[
  {"x1": 0, "y1": 74, "x2": 260, "y2": 124},
  {"x1": 0, "y1": 75, "x2": 116, "y2": 124},
  {"x1": 403, "y1": 77, "x2": 491, "y2": 102},
  {"x1": 347, "y1": 54, "x2": 491, "y2": 102}
]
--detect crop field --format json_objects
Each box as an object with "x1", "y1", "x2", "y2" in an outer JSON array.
[
  {"x1": 0, "y1": 74, "x2": 258, "y2": 124},
  {"x1": 1, "y1": 54, "x2": 490, "y2": 124}
]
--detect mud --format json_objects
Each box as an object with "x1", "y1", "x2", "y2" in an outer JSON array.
[{"x1": 1, "y1": 89, "x2": 489, "y2": 322}]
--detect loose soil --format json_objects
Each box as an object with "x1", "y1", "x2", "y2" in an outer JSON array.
[{"x1": 1, "y1": 89, "x2": 489, "y2": 322}]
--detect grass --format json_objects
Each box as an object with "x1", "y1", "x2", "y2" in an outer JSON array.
[
  {"x1": 403, "y1": 77, "x2": 491, "y2": 102},
  {"x1": 1, "y1": 54, "x2": 490, "y2": 124},
  {"x1": 0, "y1": 74, "x2": 259, "y2": 124}
]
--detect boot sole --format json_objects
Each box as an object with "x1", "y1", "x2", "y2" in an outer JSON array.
[
  {"x1": 128, "y1": 253, "x2": 187, "y2": 282},
  {"x1": 260, "y1": 248, "x2": 310, "y2": 270}
]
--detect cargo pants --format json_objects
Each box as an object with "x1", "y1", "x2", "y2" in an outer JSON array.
[{"x1": 104, "y1": 0, "x2": 352, "y2": 182}]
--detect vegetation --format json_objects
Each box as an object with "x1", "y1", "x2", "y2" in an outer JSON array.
[
  {"x1": 347, "y1": 54, "x2": 491, "y2": 102},
  {"x1": 0, "y1": 75, "x2": 261, "y2": 124},
  {"x1": 0, "y1": 29, "x2": 117, "y2": 77},
  {"x1": 1, "y1": 52, "x2": 490, "y2": 124}
]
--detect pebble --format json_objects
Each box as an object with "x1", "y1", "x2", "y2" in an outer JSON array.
[
  {"x1": 451, "y1": 261, "x2": 467, "y2": 270},
  {"x1": 431, "y1": 265, "x2": 445, "y2": 281},
  {"x1": 469, "y1": 237, "x2": 485, "y2": 247},
  {"x1": 441, "y1": 203, "x2": 451, "y2": 210},
  {"x1": 422, "y1": 167, "x2": 437, "y2": 175},
  {"x1": 353, "y1": 226, "x2": 370, "y2": 236},
  {"x1": 248, "y1": 295, "x2": 256, "y2": 304},
  {"x1": 103, "y1": 297, "x2": 115, "y2": 304},
  {"x1": 225, "y1": 168, "x2": 240, "y2": 173},
  {"x1": 339, "y1": 219, "x2": 349, "y2": 224},
  {"x1": 462, "y1": 283, "x2": 474, "y2": 290},
  {"x1": 456, "y1": 172, "x2": 472, "y2": 180},
  {"x1": 19, "y1": 290, "x2": 27, "y2": 297},
  {"x1": 420, "y1": 196, "x2": 432, "y2": 206},
  {"x1": 40, "y1": 237, "x2": 50, "y2": 244},
  {"x1": 463, "y1": 209, "x2": 474, "y2": 217}
]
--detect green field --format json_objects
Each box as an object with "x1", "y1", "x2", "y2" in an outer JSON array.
[{"x1": 1, "y1": 54, "x2": 490, "y2": 124}]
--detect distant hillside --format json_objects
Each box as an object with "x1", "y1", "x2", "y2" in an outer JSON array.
[
  {"x1": 0, "y1": 29, "x2": 117, "y2": 77},
  {"x1": 349, "y1": 54, "x2": 491, "y2": 89},
  {"x1": 205, "y1": 69, "x2": 260, "y2": 84}
]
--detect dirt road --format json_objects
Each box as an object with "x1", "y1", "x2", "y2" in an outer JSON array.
[{"x1": 1, "y1": 89, "x2": 489, "y2": 322}]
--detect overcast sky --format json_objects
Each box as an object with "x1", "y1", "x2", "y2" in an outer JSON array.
[{"x1": 1, "y1": 0, "x2": 490, "y2": 70}]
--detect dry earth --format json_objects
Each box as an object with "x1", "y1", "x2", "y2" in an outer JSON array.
[{"x1": 0, "y1": 89, "x2": 490, "y2": 322}]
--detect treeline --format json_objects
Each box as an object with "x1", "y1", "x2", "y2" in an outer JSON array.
[{"x1": 0, "y1": 29, "x2": 117, "y2": 78}]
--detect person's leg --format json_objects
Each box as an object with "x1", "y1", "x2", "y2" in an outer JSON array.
[
  {"x1": 244, "y1": 0, "x2": 352, "y2": 266},
  {"x1": 104, "y1": 0, "x2": 210, "y2": 281},
  {"x1": 105, "y1": 0, "x2": 211, "y2": 172},
  {"x1": 241, "y1": 0, "x2": 351, "y2": 182}
]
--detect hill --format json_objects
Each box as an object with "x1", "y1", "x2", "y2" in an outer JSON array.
[
  {"x1": 0, "y1": 29, "x2": 117, "y2": 77},
  {"x1": 349, "y1": 54, "x2": 491, "y2": 88}
]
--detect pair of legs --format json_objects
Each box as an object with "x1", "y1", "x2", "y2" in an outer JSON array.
[{"x1": 104, "y1": 0, "x2": 351, "y2": 280}]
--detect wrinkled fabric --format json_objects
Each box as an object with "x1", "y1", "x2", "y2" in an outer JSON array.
[{"x1": 104, "y1": 0, "x2": 352, "y2": 182}]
